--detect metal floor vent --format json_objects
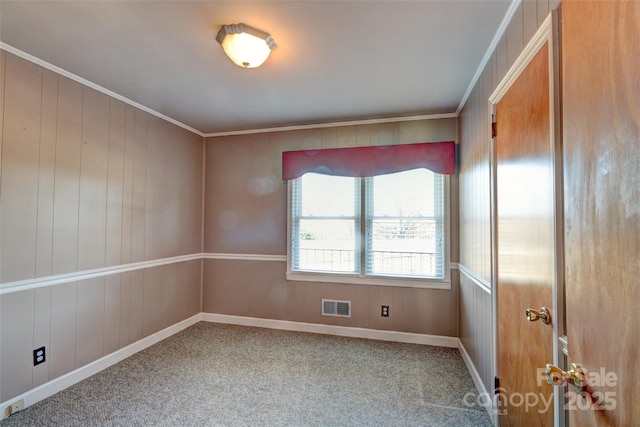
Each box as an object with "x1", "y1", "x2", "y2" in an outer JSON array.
[{"x1": 322, "y1": 299, "x2": 351, "y2": 317}]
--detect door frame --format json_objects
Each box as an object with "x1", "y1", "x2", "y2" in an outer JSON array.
[{"x1": 488, "y1": 12, "x2": 565, "y2": 426}]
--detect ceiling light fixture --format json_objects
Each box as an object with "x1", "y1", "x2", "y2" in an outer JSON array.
[{"x1": 216, "y1": 23, "x2": 277, "y2": 69}]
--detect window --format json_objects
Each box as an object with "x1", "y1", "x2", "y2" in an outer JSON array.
[{"x1": 288, "y1": 169, "x2": 449, "y2": 288}]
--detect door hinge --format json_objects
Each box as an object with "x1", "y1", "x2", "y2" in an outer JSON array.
[
  {"x1": 491, "y1": 115, "x2": 497, "y2": 138},
  {"x1": 494, "y1": 376, "x2": 500, "y2": 393}
]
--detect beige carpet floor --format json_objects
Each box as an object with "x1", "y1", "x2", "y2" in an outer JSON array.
[{"x1": 1, "y1": 322, "x2": 493, "y2": 426}]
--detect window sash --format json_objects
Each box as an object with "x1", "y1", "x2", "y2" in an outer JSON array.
[
  {"x1": 364, "y1": 171, "x2": 445, "y2": 279},
  {"x1": 291, "y1": 175, "x2": 360, "y2": 274}
]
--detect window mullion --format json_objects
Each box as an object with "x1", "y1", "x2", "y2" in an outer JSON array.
[
  {"x1": 361, "y1": 178, "x2": 368, "y2": 277},
  {"x1": 292, "y1": 178, "x2": 303, "y2": 270}
]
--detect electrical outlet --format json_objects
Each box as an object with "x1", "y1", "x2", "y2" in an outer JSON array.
[
  {"x1": 7, "y1": 399, "x2": 24, "y2": 416},
  {"x1": 33, "y1": 346, "x2": 46, "y2": 366},
  {"x1": 381, "y1": 305, "x2": 390, "y2": 317}
]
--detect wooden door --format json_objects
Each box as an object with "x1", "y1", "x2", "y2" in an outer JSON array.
[
  {"x1": 562, "y1": 1, "x2": 640, "y2": 425},
  {"x1": 493, "y1": 27, "x2": 559, "y2": 426}
]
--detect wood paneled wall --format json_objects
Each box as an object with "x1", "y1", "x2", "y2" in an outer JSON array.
[
  {"x1": 459, "y1": 275, "x2": 492, "y2": 392},
  {"x1": 0, "y1": 51, "x2": 203, "y2": 402},
  {"x1": 458, "y1": 0, "x2": 560, "y2": 393},
  {"x1": 203, "y1": 119, "x2": 459, "y2": 336},
  {"x1": 0, "y1": 52, "x2": 203, "y2": 282}
]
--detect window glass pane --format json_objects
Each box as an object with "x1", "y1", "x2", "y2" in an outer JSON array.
[
  {"x1": 372, "y1": 169, "x2": 437, "y2": 216},
  {"x1": 367, "y1": 169, "x2": 444, "y2": 278},
  {"x1": 369, "y1": 219, "x2": 440, "y2": 276},
  {"x1": 300, "y1": 173, "x2": 356, "y2": 217},
  {"x1": 297, "y1": 219, "x2": 357, "y2": 272}
]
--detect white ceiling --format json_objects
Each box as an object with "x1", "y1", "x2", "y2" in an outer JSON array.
[{"x1": 0, "y1": 1, "x2": 512, "y2": 135}]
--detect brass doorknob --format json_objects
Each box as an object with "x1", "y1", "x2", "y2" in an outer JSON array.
[
  {"x1": 545, "y1": 363, "x2": 585, "y2": 392},
  {"x1": 526, "y1": 307, "x2": 551, "y2": 324}
]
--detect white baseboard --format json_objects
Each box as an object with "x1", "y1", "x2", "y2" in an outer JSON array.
[
  {"x1": 201, "y1": 313, "x2": 459, "y2": 348},
  {"x1": 458, "y1": 340, "x2": 496, "y2": 425},
  {"x1": 0, "y1": 313, "x2": 202, "y2": 420}
]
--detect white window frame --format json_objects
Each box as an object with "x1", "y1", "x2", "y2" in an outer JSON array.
[{"x1": 286, "y1": 173, "x2": 451, "y2": 290}]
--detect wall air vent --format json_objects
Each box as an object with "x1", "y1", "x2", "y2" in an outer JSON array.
[{"x1": 322, "y1": 299, "x2": 351, "y2": 317}]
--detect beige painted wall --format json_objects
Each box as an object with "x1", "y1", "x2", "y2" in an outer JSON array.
[
  {"x1": 0, "y1": 51, "x2": 203, "y2": 402},
  {"x1": 203, "y1": 119, "x2": 460, "y2": 336},
  {"x1": 458, "y1": 0, "x2": 560, "y2": 394}
]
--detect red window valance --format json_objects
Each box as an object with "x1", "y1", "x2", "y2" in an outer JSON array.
[{"x1": 282, "y1": 141, "x2": 456, "y2": 180}]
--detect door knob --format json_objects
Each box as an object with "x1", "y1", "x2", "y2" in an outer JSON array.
[
  {"x1": 545, "y1": 363, "x2": 585, "y2": 392},
  {"x1": 525, "y1": 307, "x2": 551, "y2": 324}
]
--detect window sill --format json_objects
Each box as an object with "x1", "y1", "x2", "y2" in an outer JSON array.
[{"x1": 285, "y1": 271, "x2": 451, "y2": 290}]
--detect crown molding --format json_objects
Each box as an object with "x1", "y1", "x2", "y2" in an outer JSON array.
[
  {"x1": 456, "y1": 0, "x2": 522, "y2": 115},
  {"x1": 203, "y1": 113, "x2": 459, "y2": 138}
]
